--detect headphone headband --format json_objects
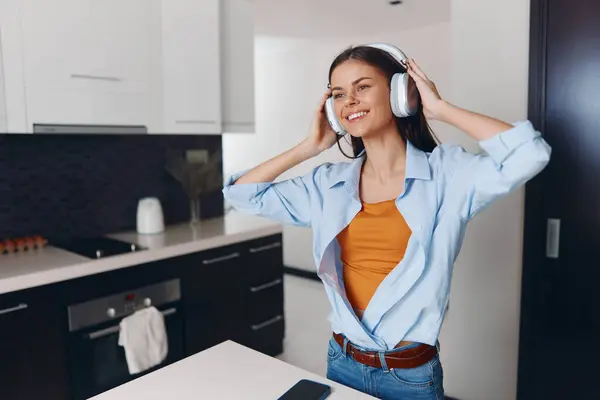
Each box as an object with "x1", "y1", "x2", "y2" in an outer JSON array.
[{"x1": 364, "y1": 42, "x2": 409, "y2": 68}]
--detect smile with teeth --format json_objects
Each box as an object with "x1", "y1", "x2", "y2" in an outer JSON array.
[{"x1": 346, "y1": 111, "x2": 369, "y2": 121}]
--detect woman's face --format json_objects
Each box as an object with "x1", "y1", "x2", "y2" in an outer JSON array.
[{"x1": 330, "y1": 59, "x2": 395, "y2": 138}]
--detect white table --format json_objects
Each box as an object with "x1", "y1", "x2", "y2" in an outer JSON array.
[{"x1": 90, "y1": 340, "x2": 375, "y2": 399}]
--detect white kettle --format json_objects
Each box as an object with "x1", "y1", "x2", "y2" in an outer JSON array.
[{"x1": 136, "y1": 197, "x2": 165, "y2": 235}]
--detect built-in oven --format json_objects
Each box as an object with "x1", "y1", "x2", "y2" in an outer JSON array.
[{"x1": 66, "y1": 279, "x2": 184, "y2": 400}]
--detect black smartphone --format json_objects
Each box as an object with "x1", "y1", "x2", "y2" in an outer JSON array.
[{"x1": 277, "y1": 379, "x2": 332, "y2": 400}]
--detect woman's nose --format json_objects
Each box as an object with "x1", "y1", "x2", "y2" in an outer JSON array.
[{"x1": 344, "y1": 94, "x2": 358, "y2": 106}]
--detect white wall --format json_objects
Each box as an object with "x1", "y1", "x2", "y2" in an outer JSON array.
[
  {"x1": 253, "y1": 0, "x2": 450, "y2": 38},
  {"x1": 224, "y1": 0, "x2": 531, "y2": 398},
  {"x1": 438, "y1": 1, "x2": 531, "y2": 399}
]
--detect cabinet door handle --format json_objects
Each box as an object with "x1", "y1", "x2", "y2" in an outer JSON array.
[
  {"x1": 251, "y1": 315, "x2": 283, "y2": 331},
  {"x1": 250, "y1": 279, "x2": 282, "y2": 293},
  {"x1": 87, "y1": 308, "x2": 177, "y2": 340},
  {"x1": 202, "y1": 252, "x2": 240, "y2": 265},
  {"x1": 175, "y1": 120, "x2": 217, "y2": 125},
  {"x1": 249, "y1": 242, "x2": 282, "y2": 253},
  {"x1": 0, "y1": 303, "x2": 28, "y2": 315},
  {"x1": 70, "y1": 73, "x2": 122, "y2": 82}
]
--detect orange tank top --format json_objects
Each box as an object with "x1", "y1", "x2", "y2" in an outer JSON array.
[{"x1": 336, "y1": 199, "x2": 412, "y2": 313}]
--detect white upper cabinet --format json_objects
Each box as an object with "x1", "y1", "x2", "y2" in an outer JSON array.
[
  {"x1": 0, "y1": 28, "x2": 7, "y2": 132},
  {"x1": 18, "y1": 0, "x2": 162, "y2": 131},
  {"x1": 0, "y1": 0, "x2": 255, "y2": 134},
  {"x1": 0, "y1": 0, "x2": 28, "y2": 133},
  {"x1": 20, "y1": 0, "x2": 158, "y2": 93},
  {"x1": 161, "y1": 0, "x2": 256, "y2": 135},
  {"x1": 220, "y1": 0, "x2": 256, "y2": 133},
  {"x1": 160, "y1": 0, "x2": 222, "y2": 134}
]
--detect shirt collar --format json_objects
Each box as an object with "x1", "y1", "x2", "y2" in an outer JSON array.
[
  {"x1": 405, "y1": 140, "x2": 432, "y2": 181},
  {"x1": 327, "y1": 140, "x2": 432, "y2": 190}
]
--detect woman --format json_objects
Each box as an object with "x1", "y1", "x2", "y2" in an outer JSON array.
[{"x1": 223, "y1": 44, "x2": 551, "y2": 399}]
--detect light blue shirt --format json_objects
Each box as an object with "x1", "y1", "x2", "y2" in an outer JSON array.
[{"x1": 222, "y1": 120, "x2": 551, "y2": 350}]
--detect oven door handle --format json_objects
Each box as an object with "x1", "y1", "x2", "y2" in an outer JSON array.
[{"x1": 87, "y1": 307, "x2": 178, "y2": 340}]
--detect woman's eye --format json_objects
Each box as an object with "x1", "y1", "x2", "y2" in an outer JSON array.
[
  {"x1": 357, "y1": 85, "x2": 369, "y2": 91},
  {"x1": 333, "y1": 93, "x2": 344, "y2": 99}
]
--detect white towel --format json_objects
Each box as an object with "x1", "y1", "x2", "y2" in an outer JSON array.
[{"x1": 118, "y1": 306, "x2": 168, "y2": 375}]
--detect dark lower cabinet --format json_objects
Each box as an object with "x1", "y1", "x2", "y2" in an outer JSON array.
[
  {"x1": 241, "y1": 234, "x2": 285, "y2": 355},
  {"x1": 182, "y1": 233, "x2": 285, "y2": 357},
  {"x1": 0, "y1": 233, "x2": 285, "y2": 400},
  {"x1": 0, "y1": 286, "x2": 71, "y2": 400},
  {"x1": 182, "y1": 243, "x2": 247, "y2": 354}
]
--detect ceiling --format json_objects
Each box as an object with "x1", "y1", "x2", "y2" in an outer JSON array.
[{"x1": 253, "y1": 0, "x2": 451, "y2": 38}]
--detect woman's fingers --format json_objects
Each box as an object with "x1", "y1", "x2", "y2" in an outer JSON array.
[
  {"x1": 408, "y1": 58, "x2": 429, "y2": 82},
  {"x1": 318, "y1": 89, "x2": 333, "y2": 112},
  {"x1": 407, "y1": 67, "x2": 428, "y2": 88}
]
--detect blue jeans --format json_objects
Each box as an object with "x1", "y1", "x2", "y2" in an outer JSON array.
[{"x1": 326, "y1": 336, "x2": 445, "y2": 399}]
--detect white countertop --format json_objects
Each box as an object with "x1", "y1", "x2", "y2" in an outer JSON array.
[
  {"x1": 0, "y1": 211, "x2": 282, "y2": 295},
  {"x1": 90, "y1": 340, "x2": 375, "y2": 400}
]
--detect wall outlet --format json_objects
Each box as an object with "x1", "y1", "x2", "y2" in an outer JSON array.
[{"x1": 186, "y1": 149, "x2": 209, "y2": 164}]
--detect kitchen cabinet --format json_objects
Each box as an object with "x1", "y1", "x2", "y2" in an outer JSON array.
[
  {"x1": 161, "y1": 0, "x2": 257, "y2": 135},
  {"x1": 0, "y1": 286, "x2": 71, "y2": 400},
  {"x1": 0, "y1": 28, "x2": 6, "y2": 132},
  {"x1": 0, "y1": 233, "x2": 284, "y2": 399},
  {"x1": 160, "y1": 0, "x2": 222, "y2": 134},
  {"x1": 20, "y1": 0, "x2": 159, "y2": 94},
  {"x1": 4, "y1": 0, "x2": 162, "y2": 132},
  {"x1": 240, "y1": 234, "x2": 285, "y2": 355},
  {"x1": 182, "y1": 243, "x2": 247, "y2": 354},
  {"x1": 25, "y1": 90, "x2": 158, "y2": 131},
  {"x1": 0, "y1": 0, "x2": 27, "y2": 132},
  {"x1": 183, "y1": 233, "x2": 285, "y2": 356},
  {"x1": 220, "y1": 0, "x2": 256, "y2": 133},
  {"x1": 0, "y1": 0, "x2": 255, "y2": 134}
]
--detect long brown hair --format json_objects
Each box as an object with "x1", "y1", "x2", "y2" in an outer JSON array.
[{"x1": 328, "y1": 45, "x2": 439, "y2": 158}]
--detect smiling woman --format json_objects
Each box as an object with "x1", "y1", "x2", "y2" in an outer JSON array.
[
  {"x1": 222, "y1": 42, "x2": 551, "y2": 400},
  {"x1": 327, "y1": 45, "x2": 438, "y2": 159}
]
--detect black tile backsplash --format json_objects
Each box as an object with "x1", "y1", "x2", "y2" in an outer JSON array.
[{"x1": 0, "y1": 134, "x2": 223, "y2": 242}]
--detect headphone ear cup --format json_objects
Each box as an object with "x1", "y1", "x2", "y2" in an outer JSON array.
[
  {"x1": 325, "y1": 96, "x2": 346, "y2": 136},
  {"x1": 390, "y1": 72, "x2": 419, "y2": 118}
]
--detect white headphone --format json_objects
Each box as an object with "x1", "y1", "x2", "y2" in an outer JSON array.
[{"x1": 324, "y1": 42, "x2": 420, "y2": 136}]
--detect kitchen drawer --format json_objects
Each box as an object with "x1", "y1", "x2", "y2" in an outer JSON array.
[
  {"x1": 184, "y1": 243, "x2": 244, "y2": 296},
  {"x1": 242, "y1": 234, "x2": 283, "y2": 287},
  {"x1": 246, "y1": 279, "x2": 284, "y2": 325},
  {"x1": 242, "y1": 314, "x2": 285, "y2": 356}
]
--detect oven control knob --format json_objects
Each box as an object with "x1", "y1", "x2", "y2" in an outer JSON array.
[
  {"x1": 143, "y1": 298, "x2": 151, "y2": 307},
  {"x1": 107, "y1": 308, "x2": 116, "y2": 318}
]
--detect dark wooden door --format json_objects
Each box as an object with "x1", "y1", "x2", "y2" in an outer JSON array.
[{"x1": 518, "y1": 0, "x2": 600, "y2": 399}]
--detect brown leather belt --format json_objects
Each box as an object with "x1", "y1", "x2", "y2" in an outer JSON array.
[{"x1": 333, "y1": 332, "x2": 437, "y2": 369}]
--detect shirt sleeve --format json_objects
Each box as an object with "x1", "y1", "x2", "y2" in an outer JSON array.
[
  {"x1": 221, "y1": 163, "x2": 331, "y2": 227},
  {"x1": 440, "y1": 120, "x2": 552, "y2": 219}
]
